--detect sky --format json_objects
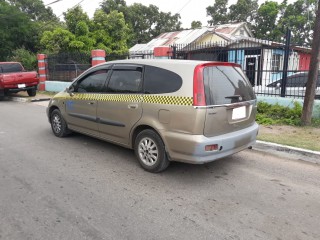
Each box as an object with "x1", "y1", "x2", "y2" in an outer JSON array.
[{"x1": 42, "y1": 0, "x2": 239, "y2": 28}]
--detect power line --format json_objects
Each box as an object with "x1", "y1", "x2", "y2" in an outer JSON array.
[
  {"x1": 38, "y1": 0, "x2": 87, "y2": 31},
  {"x1": 45, "y1": 0, "x2": 63, "y2": 6},
  {"x1": 0, "y1": 0, "x2": 64, "y2": 20},
  {"x1": 176, "y1": 0, "x2": 193, "y2": 14}
]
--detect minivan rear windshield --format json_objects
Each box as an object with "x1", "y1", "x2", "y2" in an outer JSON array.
[
  {"x1": 0, "y1": 63, "x2": 23, "y2": 73},
  {"x1": 203, "y1": 66, "x2": 255, "y2": 105}
]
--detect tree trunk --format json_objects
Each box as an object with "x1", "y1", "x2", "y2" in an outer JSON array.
[{"x1": 301, "y1": 0, "x2": 320, "y2": 125}]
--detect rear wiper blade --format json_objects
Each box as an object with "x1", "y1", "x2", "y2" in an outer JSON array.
[{"x1": 225, "y1": 95, "x2": 241, "y2": 99}]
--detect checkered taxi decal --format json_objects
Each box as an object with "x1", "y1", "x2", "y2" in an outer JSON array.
[
  {"x1": 143, "y1": 95, "x2": 193, "y2": 106},
  {"x1": 57, "y1": 93, "x2": 193, "y2": 106}
]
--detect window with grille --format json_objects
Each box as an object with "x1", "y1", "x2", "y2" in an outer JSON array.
[{"x1": 271, "y1": 54, "x2": 282, "y2": 72}]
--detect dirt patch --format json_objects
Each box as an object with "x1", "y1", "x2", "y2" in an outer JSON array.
[
  {"x1": 258, "y1": 125, "x2": 320, "y2": 151},
  {"x1": 8, "y1": 91, "x2": 54, "y2": 100}
]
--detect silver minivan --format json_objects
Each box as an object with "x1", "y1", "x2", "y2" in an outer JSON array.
[{"x1": 47, "y1": 59, "x2": 258, "y2": 172}]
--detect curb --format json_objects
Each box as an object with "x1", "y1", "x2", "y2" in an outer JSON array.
[
  {"x1": 253, "y1": 140, "x2": 320, "y2": 164},
  {"x1": 8, "y1": 96, "x2": 51, "y2": 103}
]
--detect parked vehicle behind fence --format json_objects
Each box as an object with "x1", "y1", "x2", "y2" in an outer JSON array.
[
  {"x1": 47, "y1": 59, "x2": 259, "y2": 172},
  {"x1": 0, "y1": 62, "x2": 39, "y2": 100},
  {"x1": 266, "y1": 72, "x2": 320, "y2": 99}
]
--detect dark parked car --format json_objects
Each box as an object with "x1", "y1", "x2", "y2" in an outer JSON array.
[
  {"x1": 266, "y1": 72, "x2": 320, "y2": 99},
  {"x1": 267, "y1": 72, "x2": 320, "y2": 88}
]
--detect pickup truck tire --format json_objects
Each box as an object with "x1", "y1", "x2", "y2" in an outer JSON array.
[
  {"x1": 50, "y1": 109, "x2": 71, "y2": 137},
  {"x1": 27, "y1": 87, "x2": 36, "y2": 97}
]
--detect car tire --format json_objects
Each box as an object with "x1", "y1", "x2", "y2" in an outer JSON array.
[
  {"x1": 27, "y1": 87, "x2": 36, "y2": 97},
  {"x1": 134, "y1": 129, "x2": 170, "y2": 173},
  {"x1": 0, "y1": 90, "x2": 5, "y2": 100},
  {"x1": 50, "y1": 109, "x2": 71, "y2": 137}
]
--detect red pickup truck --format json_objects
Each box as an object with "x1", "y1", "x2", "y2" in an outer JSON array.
[{"x1": 0, "y1": 62, "x2": 39, "y2": 100}]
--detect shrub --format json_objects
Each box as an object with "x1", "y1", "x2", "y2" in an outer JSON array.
[
  {"x1": 10, "y1": 48, "x2": 37, "y2": 71},
  {"x1": 257, "y1": 101, "x2": 302, "y2": 126}
]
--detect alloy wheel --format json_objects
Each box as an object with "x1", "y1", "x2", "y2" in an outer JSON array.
[{"x1": 138, "y1": 137, "x2": 159, "y2": 166}]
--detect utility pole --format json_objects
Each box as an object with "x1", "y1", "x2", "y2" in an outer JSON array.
[{"x1": 301, "y1": 0, "x2": 320, "y2": 125}]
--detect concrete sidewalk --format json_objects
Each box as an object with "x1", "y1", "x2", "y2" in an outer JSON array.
[{"x1": 6, "y1": 91, "x2": 320, "y2": 165}]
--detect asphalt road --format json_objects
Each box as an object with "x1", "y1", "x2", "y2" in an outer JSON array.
[{"x1": 1, "y1": 100, "x2": 320, "y2": 240}]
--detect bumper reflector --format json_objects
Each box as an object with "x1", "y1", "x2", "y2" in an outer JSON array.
[{"x1": 205, "y1": 144, "x2": 219, "y2": 151}]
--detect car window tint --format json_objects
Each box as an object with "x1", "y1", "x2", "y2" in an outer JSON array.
[
  {"x1": 203, "y1": 66, "x2": 255, "y2": 105},
  {"x1": 75, "y1": 70, "x2": 109, "y2": 93},
  {"x1": 288, "y1": 74, "x2": 307, "y2": 87},
  {"x1": 143, "y1": 66, "x2": 182, "y2": 94},
  {"x1": 0, "y1": 63, "x2": 23, "y2": 73},
  {"x1": 107, "y1": 69, "x2": 142, "y2": 93}
]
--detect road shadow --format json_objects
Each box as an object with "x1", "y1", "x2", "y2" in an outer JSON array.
[{"x1": 62, "y1": 132, "x2": 242, "y2": 184}]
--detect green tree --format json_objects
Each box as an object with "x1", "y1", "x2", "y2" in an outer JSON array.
[
  {"x1": 40, "y1": 28, "x2": 76, "y2": 53},
  {"x1": 206, "y1": 0, "x2": 229, "y2": 25},
  {"x1": 6, "y1": 0, "x2": 59, "y2": 22},
  {"x1": 100, "y1": 0, "x2": 128, "y2": 15},
  {"x1": 74, "y1": 21, "x2": 96, "y2": 51},
  {"x1": 100, "y1": 0, "x2": 181, "y2": 45},
  {"x1": 92, "y1": 10, "x2": 130, "y2": 54},
  {"x1": 1, "y1": 0, "x2": 61, "y2": 58},
  {"x1": 277, "y1": 0, "x2": 317, "y2": 46},
  {"x1": 152, "y1": 10, "x2": 181, "y2": 38},
  {"x1": 229, "y1": 0, "x2": 259, "y2": 23},
  {"x1": 252, "y1": 1, "x2": 281, "y2": 40},
  {"x1": 75, "y1": 21, "x2": 89, "y2": 36},
  {"x1": 0, "y1": 1, "x2": 35, "y2": 60},
  {"x1": 191, "y1": 21, "x2": 202, "y2": 29},
  {"x1": 63, "y1": 6, "x2": 91, "y2": 35},
  {"x1": 127, "y1": 3, "x2": 181, "y2": 44}
]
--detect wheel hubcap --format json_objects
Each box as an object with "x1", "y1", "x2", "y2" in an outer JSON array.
[
  {"x1": 138, "y1": 137, "x2": 159, "y2": 166},
  {"x1": 52, "y1": 114, "x2": 62, "y2": 133}
]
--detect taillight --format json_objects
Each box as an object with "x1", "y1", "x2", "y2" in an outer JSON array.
[{"x1": 193, "y1": 64, "x2": 206, "y2": 106}]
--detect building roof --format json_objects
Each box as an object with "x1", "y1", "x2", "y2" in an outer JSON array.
[
  {"x1": 214, "y1": 22, "x2": 251, "y2": 35},
  {"x1": 225, "y1": 34, "x2": 311, "y2": 52},
  {"x1": 129, "y1": 22, "x2": 251, "y2": 53}
]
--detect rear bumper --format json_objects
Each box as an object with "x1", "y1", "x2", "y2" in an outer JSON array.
[
  {"x1": 6, "y1": 85, "x2": 37, "y2": 93},
  {"x1": 162, "y1": 123, "x2": 259, "y2": 164}
]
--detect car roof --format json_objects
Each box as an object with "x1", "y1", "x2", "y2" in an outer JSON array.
[{"x1": 97, "y1": 59, "x2": 239, "y2": 68}]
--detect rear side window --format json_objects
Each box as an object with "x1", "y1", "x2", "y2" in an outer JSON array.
[
  {"x1": 0, "y1": 63, "x2": 23, "y2": 73},
  {"x1": 143, "y1": 66, "x2": 182, "y2": 94},
  {"x1": 203, "y1": 66, "x2": 255, "y2": 105}
]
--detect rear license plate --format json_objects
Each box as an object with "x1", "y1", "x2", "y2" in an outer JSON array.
[
  {"x1": 232, "y1": 106, "x2": 246, "y2": 120},
  {"x1": 18, "y1": 84, "x2": 26, "y2": 88}
]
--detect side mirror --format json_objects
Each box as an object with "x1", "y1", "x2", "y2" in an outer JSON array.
[{"x1": 66, "y1": 86, "x2": 74, "y2": 97}]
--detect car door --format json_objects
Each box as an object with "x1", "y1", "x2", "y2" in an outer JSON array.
[
  {"x1": 65, "y1": 68, "x2": 110, "y2": 136},
  {"x1": 97, "y1": 64, "x2": 143, "y2": 146}
]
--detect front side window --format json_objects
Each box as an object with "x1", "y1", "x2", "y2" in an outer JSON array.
[
  {"x1": 107, "y1": 68, "x2": 142, "y2": 93},
  {"x1": 75, "y1": 69, "x2": 109, "y2": 93}
]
